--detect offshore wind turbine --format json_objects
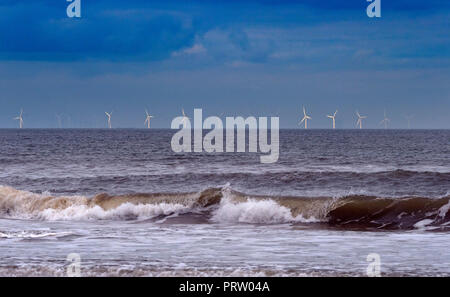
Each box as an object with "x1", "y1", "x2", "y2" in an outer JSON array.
[
  {"x1": 56, "y1": 114, "x2": 62, "y2": 128},
  {"x1": 105, "y1": 112, "x2": 113, "y2": 129},
  {"x1": 181, "y1": 108, "x2": 190, "y2": 126},
  {"x1": 380, "y1": 110, "x2": 390, "y2": 129},
  {"x1": 299, "y1": 106, "x2": 312, "y2": 129},
  {"x1": 14, "y1": 109, "x2": 24, "y2": 129},
  {"x1": 404, "y1": 114, "x2": 414, "y2": 129},
  {"x1": 327, "y1": 110, "x2": 338, "y2": 129},
  {"x1": 144, "y1": 109, "x2": 154, "y2": 129},
  {"x1": 356, "y1": 111, "x2": 367, "y2": 129}
]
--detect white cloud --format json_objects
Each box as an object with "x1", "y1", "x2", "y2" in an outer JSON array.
[{"x1": 172, "y1": 43, "x2": 206, "y2": 56}]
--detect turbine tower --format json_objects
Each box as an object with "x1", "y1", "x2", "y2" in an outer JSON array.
[
  {"x1": 380, "y1": 110, "x2": 390, "y2": 129},
  {"x1": 181, "y1": 108, "x2": 190, "y2": 126},
  {"x1": 356, "y1": 111, "x2": 367, "y2": 129},
  {"x1": 404, "y1": 114, "x2": 414, "y2": 129},
  {"x1": 299, "y1": 106, "x2": 312, "y2": 129},
  {"x1": 56, "y1": 114, "x2": 62, "y2": 128},
  {"x1": 144, "y1": 109, "x2": 154, "y2": 129},
  {"x1": 105, "y1": 112, "x2": 112, "y2": 129},
  {"x1": 14, "y1": 109, "x2": 24, "y2": 129},
  {"x1": 327, "y1": 110, "x2": 338, "y2": 129}
]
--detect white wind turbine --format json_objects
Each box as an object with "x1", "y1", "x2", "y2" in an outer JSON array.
[
  {"x1": 56, "y1": 114, "x2": 62, "y2": 128},
  {"x1": 181, "y1": 108, "x2": 190, "y2": 126},
  {"x1": 299, "y1": 106, "x2": 312, "y2": 129},
  {"x1": 356, "y1": 111, "x2": 367, "y2": 129},
  {"x1": 380, "y1": 110, "x2": 390, "y2": 129},
  {"x1": 404, "y1": 114, "x2": 414, "y2": 129},
  {"x1": 105, "y1": 112, "x2": 113, "y2": 129},
  {"x1": 144, "y1": 109, "x2": 154, "y2": 129},
  {"x1": 14, "y1": 109, "x2": 24, "y2": 129},
  {"x1": 327, "y1": 110, "x2": 338, "y2": 129}
]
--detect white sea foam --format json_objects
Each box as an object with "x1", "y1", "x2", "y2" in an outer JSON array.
[
  {"x1": 211, "y1": 198, "x2": 294, "y2": 224},
  {"x1": 438, "y1": 200, "x2": 450, "y2": 218},
  {"x1": 413, "y1": 219, "x2": 435, "y2": 230},
  {"x1": 0, "y1": 185, "x2": 190, "y2": 221},
  {"x1": 213, "y1": 186, "x2": 300, "y2": 224},
  {"x1": 212, "y1": 192, "x2": 320, "y2": 224},
  {"x1": 0, "y1": 231, "x2": 71, "y2": 239},
  {"x1": 38, "y1": 202, "x2": 189, "y2": 221}
]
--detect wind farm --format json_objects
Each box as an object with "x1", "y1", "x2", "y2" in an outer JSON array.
[{"x1": 4, "y1": 106, "x2": 435, "y2": 129}]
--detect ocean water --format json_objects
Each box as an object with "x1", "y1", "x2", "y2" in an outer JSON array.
[{"x1": 0, "y1": 129, "x2": 449, "y2": 276}]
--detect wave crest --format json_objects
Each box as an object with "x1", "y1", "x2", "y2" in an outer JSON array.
[{"x1": 0, "y1": 185, "x2": 449, "y2": 230}]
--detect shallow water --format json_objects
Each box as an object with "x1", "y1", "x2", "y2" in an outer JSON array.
[{"x1": 1, "y1": 219, "x2": 449, "y2": 276}]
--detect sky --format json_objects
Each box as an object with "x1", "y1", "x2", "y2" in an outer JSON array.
[{"x1": 0, "y1": 0, "x2": 449, "y2": 129}]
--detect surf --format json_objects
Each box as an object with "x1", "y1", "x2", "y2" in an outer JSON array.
[{"x1": 0, "y1": 185, "x2": 449, "y2": 231}]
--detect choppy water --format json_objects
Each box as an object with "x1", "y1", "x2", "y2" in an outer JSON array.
[{"x1": 0, "y1": 129, "x2": 449, "y2": 276}]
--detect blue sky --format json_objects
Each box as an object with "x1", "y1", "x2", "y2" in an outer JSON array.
[{"x1": 0, "y1": 0, "x2": 448, "y2": 128}]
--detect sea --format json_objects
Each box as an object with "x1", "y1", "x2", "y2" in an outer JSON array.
[{"x1": 0, "y1": 129, "x2": 449, "y2": 276}]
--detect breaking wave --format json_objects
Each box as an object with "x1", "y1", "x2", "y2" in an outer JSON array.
[{"x1": 0, "y1": 185, "x2": 449, "y2": 231}]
